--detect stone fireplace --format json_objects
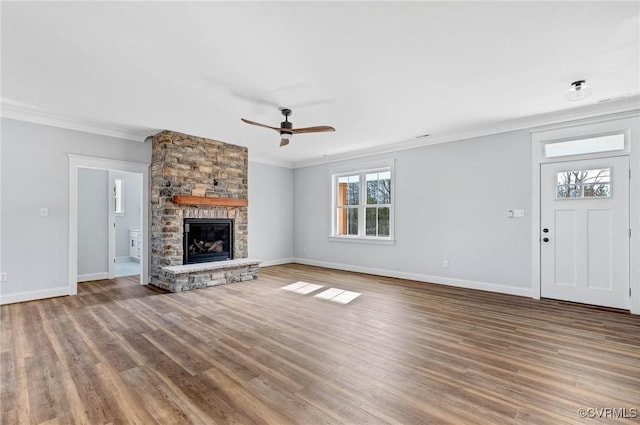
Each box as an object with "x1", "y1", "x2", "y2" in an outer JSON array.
[{"x1": 150, "y1": 130, "x2": 259, "y2": 292}]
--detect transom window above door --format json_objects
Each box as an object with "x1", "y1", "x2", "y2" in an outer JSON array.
[{"x1": 544, "y1": 133, "x2": 625, "y2": 159}]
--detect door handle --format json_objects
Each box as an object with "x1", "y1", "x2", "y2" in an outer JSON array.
[{"x1": 543, "y1": 237, "x2": 549, "y2": 243}]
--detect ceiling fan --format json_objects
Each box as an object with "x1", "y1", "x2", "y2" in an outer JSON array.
[{"x1": 241, "y1": 108, "x2": 335, "y2": 146}]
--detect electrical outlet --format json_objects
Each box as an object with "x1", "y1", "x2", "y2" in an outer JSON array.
[
  {"x1": 0, "y1": 272, "x2": 7, "y2": 282},
  {"x1": 442, "y1": 260, "x2": 449, "y2": 268}
]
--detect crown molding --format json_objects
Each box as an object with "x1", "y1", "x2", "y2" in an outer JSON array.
[
  {"x1": 293, "y1": 95, "x2": 640, "y2": 169},
  {"x1": 0, "y1": 101, "x2": 157, "y2": 142},
  {"x1": 528, "y1": 109, "x2": 640, "y2": 134}
]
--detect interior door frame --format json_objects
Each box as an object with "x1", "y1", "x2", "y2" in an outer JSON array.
[
  {"x1": 530, "y1": 111, "x2": 640, "y2": 314},
  {"x1": 68, "y1": 154, "x2": 150, "y2": 295},
  {"x1": 108, "y1": 171, "x2": 116, "y2": 280}
]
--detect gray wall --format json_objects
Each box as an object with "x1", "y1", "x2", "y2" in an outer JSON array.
[
  {"x1": 111, "y1": 171, "x2": 142, "y2": 258},
  {"x1": 248, "y1": 161, "x2": 294, "y2": 264},
  {"x1": 293, "y1": 130, "x2": 532, "y2": 294},
  {"x1": 0, "y1": 118, "x2": 152, "y2": 301},
  {"x1": 78, "y1": 168, "x2": 108, "y2": 277}
]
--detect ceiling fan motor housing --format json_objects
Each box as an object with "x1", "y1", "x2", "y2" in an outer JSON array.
[{"x1": 280, "y1": 120, "x2": 293, "y2": 136}]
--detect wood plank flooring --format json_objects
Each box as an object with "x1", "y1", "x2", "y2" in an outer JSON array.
[{"x1": 1, "y1": 264, "x2": 639, "y2": 424}]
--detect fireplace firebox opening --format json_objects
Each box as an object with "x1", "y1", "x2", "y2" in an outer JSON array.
[{"x1": 183, "y1": 218, "x2": 233, "y2": 264}]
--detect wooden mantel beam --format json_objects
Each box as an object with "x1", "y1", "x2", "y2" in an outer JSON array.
[{"x1": 172, "y1": 195, "x2": 248, "y2": 207}]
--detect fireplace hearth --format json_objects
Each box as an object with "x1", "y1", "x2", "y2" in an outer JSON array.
[{"x1": 184, "y1": 218, "x2": 233, "y2": 264}]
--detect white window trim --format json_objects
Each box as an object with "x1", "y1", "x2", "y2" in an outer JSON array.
[{"x1": 329, "y1": 159, "x2": 395, "y2": 244}]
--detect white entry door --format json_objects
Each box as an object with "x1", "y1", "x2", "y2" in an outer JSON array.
[{"x1": 541, "y1": 156, "x2": 630, "y2": 309}]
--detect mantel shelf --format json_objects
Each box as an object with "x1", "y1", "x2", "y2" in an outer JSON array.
[{"x1": 172, "y1": 195, "x2": 248, "y2": 207}]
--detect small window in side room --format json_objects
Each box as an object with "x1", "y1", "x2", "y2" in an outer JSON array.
[{"x1": 114, "y1": 179, "x2": 124, "y2": 214}]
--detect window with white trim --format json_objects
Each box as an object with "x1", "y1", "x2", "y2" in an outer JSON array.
[
  {"x1": 332, "y1": 167, "x2": 393, "y2": 240},
  {"x1": 114, "y1": 178, "x2": 124, "y2": 214}
]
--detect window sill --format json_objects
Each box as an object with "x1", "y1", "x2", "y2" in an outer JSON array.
[{"x1": 328, "y1": 236, "x2": 395, "y2": 245}]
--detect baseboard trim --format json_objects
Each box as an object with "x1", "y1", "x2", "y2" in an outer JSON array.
[
  {"x1": 293, "y1": 258, "x2": 532, "y2": 298},
  {"x1": 259, "y1": 258, "x2": 295, "y2": 267},
  {"x1": 0, "y1": 286, "x2": 69, "y2": 305},
  {"x1": 77, "y1": 272, "x2": 109, "y2": 282}
]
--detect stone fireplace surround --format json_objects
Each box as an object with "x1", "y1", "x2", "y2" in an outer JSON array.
[{"x1": 150, "y1": 130, "x2": 259, "y2": 292}]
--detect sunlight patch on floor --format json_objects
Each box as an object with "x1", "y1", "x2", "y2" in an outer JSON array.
[
  {"x1": 281, "y1": 281, "x2": 324, "y2": 294},
  {"x1": 281, "y1": 282, "x2": 361, "y2": 304},
  {"x1": 315, "y1": 288, "x2": 361, "y2": 304}
]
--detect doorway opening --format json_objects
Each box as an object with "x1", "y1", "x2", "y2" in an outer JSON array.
[
  {"x1": 69, "y1": 155, "x2": 149, "y2": 296},
  {"x1": 109, "y1": 171, "x2": 143, "y2": 279}
]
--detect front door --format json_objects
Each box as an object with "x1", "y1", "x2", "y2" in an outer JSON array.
[{"x1": 541, "y1": 156, "x2": 630, "y2": 309}]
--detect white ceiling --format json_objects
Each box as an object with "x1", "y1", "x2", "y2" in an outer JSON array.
[{"x1": 2, "y1": 1, "x2": 639, "y2": 167}]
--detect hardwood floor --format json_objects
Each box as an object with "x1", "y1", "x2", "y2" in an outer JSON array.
[{"x1": 1, "y1": 264, "x2": 639, "y2": 424}]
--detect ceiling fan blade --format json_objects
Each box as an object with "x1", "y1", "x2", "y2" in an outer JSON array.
[
  {"x1": 280, "y1": 138, "x2": 290, "y2": 147},
  {"x1": 241, "y1": 118, "x2": 281, "y2": 132},
  {"x1": 290, "y1": 125, "x2": 336, "y2": 134}
]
